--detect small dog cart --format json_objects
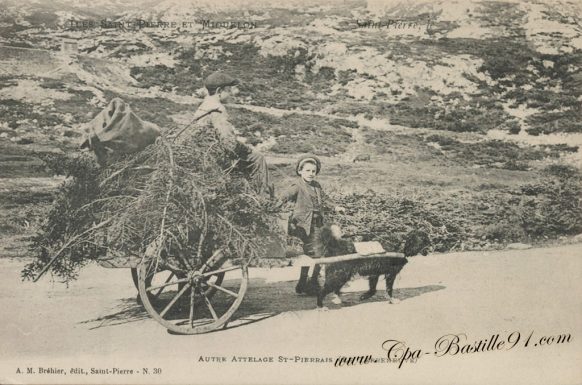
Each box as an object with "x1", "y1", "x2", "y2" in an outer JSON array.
[{"x1": 97, "y1": 240, "x2": 405, "y2": 335}]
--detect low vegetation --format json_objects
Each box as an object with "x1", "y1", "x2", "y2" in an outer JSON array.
[
  {"x1": 328, "y1": 163, "x2": 582, "y2": 253},
  {"x1": 230, "y1": 108, "x2": 356, "y2": 156}
]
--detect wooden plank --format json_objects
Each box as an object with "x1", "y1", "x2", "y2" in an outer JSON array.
[{"x1": 300, "y1": 252, "x2": 405, "y2": 266}]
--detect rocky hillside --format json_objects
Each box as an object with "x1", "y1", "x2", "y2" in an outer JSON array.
[
  {"x1": 0, "y1": 0, "x2": 581, "y2": 255},
  {"x1": 1, "y1": 0, "x2": 581, "y2": 143}
]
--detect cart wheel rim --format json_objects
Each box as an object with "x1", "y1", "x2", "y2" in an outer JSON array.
[{"x1": 138, "y1": 258, "x2": 248, "y2": 335}]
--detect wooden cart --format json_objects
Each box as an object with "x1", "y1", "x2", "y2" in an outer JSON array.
[{"x1": 97, "y1": 241, "x2": 404, "y2": 335}]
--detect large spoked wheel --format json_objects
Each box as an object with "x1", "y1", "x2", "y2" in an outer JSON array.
[
  {"x1": 131, "y1": 266, "x2": 224, "y2": 304},
  {"x1": 137, "y1": 251, "x2": 248, "y2": 335}
]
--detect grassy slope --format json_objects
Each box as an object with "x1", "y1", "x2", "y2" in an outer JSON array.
[
  {"x1": 1, "y1": 72, "x2": 580, "y2": 255},
  {"x1": 0, "y1": 1, "x2": 581, "y2": 258}
]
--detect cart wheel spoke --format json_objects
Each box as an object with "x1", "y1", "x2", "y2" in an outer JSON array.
[
  {"x1": 152, "y1": 272, "x2": 175, "y2": 297},
  {"x1": 202, "y1": 292, "x2": 219, "y2": 321},
  {"x1": 189, "y1": 285, "x2": 196, "y2": 328},
  {"x1": 207, "y1": 281, "x2": 238, "y2": 298},
  {"x1": 160, "y1": 282, "x2": 191, "y2": 318},
  {"x1": 202, "y1": 265, "x2": 240, "y2": 277},
  {"x1": 146, "y1": 277, "x2": 189, "y2": 293}
]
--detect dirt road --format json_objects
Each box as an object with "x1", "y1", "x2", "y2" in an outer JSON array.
[{"x1": 1, "y1": 244, "x2": 581, "y2": 385}]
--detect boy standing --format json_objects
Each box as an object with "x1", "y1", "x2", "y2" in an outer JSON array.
[{"x1": 279, "y1": 155, "x2": 343, "y2": 294}]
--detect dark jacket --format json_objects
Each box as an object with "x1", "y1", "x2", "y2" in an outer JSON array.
[{"x1": 279, "y1": 177, "x2": 331, "y2": 236}]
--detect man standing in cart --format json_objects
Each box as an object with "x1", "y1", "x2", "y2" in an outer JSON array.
[{"x1": 185, "y1": 71, "x2": 273, "y2": 197}]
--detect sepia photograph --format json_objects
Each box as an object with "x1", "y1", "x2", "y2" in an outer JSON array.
[{"x1": 0, "y1": 0, "x2": 581, "y2": 383}]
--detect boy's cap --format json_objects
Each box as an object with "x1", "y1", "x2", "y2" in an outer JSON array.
[
  {"x1": 296, "y1": 154, "x2": 321, "y2": 175},
  {"x1": 204, "y1": 71, "x2": 240, "y2": 90}
]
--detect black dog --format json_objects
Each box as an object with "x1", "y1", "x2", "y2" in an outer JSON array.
[{"x1": 311, "y1": 226, "x2": 430, "y2": 308}]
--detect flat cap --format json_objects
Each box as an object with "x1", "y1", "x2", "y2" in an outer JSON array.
[
  {"x1": 296, "y1": 154, "x2": 321, "y2": 175},
  {"x1": 204, "y1": 71, "x2": 239, "y2": 90}
]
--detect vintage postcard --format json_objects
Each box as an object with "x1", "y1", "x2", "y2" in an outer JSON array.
[{"x1": 0, "y1": 0, "x2": 581, "y2": 384}]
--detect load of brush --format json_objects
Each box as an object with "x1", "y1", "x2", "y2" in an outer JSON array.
[{"x1": 22, "y1": 129, "x2": 283, "y2": 283}]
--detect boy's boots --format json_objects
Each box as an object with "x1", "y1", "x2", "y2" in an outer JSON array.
[
  {"x1": 295, "y1": 266, "x2": 310, "y2": 294},
  {"x1": 295, "y1": 265, "x2": 322, "y2": 296}
]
